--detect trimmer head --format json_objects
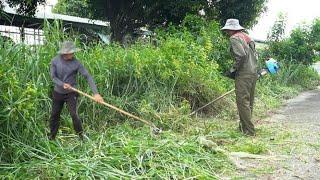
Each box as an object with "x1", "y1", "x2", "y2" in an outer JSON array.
[{"x1": 151, "y1": 127, "x2": 162, "y2": 135}]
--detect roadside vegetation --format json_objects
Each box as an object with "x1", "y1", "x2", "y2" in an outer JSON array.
[{"x1": 0, "y1": 16, "x2": 319, "y2": 178}]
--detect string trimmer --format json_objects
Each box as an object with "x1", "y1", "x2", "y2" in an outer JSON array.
[
  {"x1": 189, "y1": 58, "x2": 279, "y2": 116},
  {"x1": 70, "y1": 87, "x2": 162, "y2": 135}
]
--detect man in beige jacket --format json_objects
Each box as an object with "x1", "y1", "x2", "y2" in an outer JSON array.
[{"x1": 222, "y1": 19, "x2": 258, "y2": 136}]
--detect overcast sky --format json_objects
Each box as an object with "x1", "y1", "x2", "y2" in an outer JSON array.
[
  {"x1": 47, "y1": 0, "x2": 57, "y2": 5},
  {"x1": 249, "y1": 0, "x2": 320, "y2": 40}
]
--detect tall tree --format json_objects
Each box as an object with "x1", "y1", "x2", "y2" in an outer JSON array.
[
  {"x1": 52, "y1": 0, "x2": 90, "y2": 18},
  {"x1": 267, "y1": 13, "x2": 287, "y2": 42},
  {"x1": 213, "y1": 0, "x2": 268, "y2": 28},
  {"x1": 54, "y1": 0, "x2": 268, "y2": 42},
  {"x1": 309, "y1": 18, "x2": 320, "y2": 51},
  {"x1": 0, "y1": 0, "x2": 46, "y2": 15},
  {"x1": 86, "y1": 0, "x2": 206, "y2": 42}
]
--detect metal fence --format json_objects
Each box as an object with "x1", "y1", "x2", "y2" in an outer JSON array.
[{"x1": 0, "y1": 25, "x2": 45, "y2": 45}]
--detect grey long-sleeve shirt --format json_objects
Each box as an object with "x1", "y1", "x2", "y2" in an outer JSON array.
[{"x1": 50, "y1": 55, "x2": 98, "y2": 94}]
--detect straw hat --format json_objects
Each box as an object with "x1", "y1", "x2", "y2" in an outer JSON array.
[
  {"x1": 221, "y1": 19, "x2": 245, "y2": 31},
  {"x1": 58, "y1": 41, "x2": 80, "y2": 54}
]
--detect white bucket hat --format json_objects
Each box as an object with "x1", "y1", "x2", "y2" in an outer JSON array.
[
  {"x1": 221, "y1": 19, "x2": 245, "y2": 31},
  {"x1": 58, "y1": 41, "x2": 80, "y2": 54}
]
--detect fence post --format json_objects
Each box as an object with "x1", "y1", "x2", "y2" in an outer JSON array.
[{"x1": 20, "y1": 26, "x2": 25, "y2": 43}]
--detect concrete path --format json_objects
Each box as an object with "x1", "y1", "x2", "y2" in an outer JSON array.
[{"x1": 235, "y1": 63, "x2": 320, "y2": 179}]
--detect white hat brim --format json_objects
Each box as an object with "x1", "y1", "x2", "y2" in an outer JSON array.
[
  {"x1": 58, "y1": 48, "x2": 81, "y2": 54},
  {"x1": 221, "y1": 25, "x2": 245, "y2": 31}
]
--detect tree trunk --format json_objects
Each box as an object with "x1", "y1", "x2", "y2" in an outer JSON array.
[
  {"x1": 107, "y1": 0, "x2": 136, "y2": 43},
  {"x1": 110, "y1": 17, "x2": 127, "y2": 43}
]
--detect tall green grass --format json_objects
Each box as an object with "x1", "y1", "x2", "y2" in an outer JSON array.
[{"x1": 0, "y1": 17, "x2": 319, "y2": 178}]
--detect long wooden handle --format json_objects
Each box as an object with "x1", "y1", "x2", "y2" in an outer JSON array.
[
  {"x1": 189, "y1": 89, "x2": 235, "y2": 116},
  {"x1": 70, "y1": 87, "x2": 157, "y2": 128}
]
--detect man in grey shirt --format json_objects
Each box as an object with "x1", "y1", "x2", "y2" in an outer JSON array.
[{"x1": 49, "y1": 41, "x2": 104, "y2": 140}]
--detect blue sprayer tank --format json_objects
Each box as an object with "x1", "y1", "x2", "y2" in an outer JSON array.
[{"x1": 266, "y1": 58, "x2": 279, "y2": 74}]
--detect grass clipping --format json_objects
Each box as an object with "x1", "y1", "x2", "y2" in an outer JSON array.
[{"x1": 198, "y1": 136, "x2": 283, "y2": 170}]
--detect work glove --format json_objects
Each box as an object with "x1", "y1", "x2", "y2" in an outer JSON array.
[
  {"x1": 224, "y1": 67, "x2": 236, "y2": 79},
  {"x1": 257, "y1": 68, "x2": 268, "y2": 78}
]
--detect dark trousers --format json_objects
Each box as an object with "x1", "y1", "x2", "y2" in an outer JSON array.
[
  {"x1": 50, "y1": 91, "x2": 83, "y2": 138},
  {"x1": 235, "y1": 74, "x2": 257, "y2": 136}
]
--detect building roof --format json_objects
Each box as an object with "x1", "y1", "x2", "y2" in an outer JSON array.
[{"x1": 0, "y1": 5, "x2": 109, "y2": 30}]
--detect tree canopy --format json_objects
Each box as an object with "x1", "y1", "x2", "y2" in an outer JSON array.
[
  {"x1": 214, "y1": 0, "x2": 267, "y2": 28},
  {"x1": 53, "y1": 0, "x2": 268, "y2": 42},
  {"x1": 0, "y1": 0, "x2": 46, "y2": 15},
  {"x1": 52, "y1": 0, "x2": 90, "y2": 18},
  {"x1": 1, "y1": 0, "x2": 268, "y2": 43}
]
